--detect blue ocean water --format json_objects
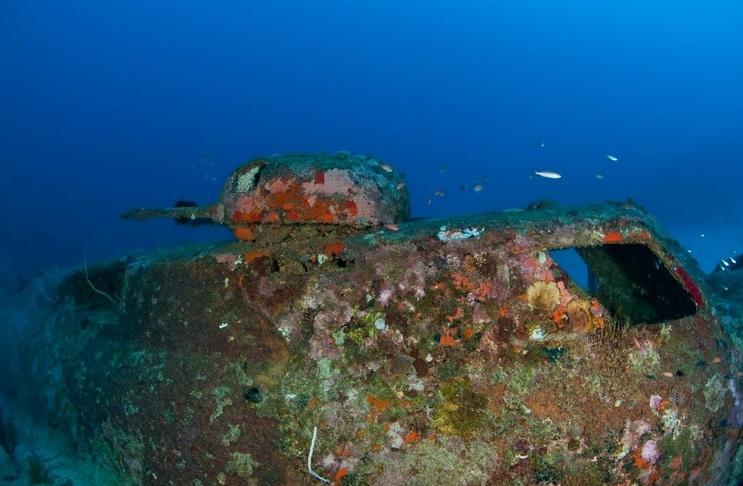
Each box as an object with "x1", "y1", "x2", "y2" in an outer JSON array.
[
  {"x1": 1, "y1": 3, "x2": 743, "y2": 483},
  {"x1": 1, "y1": 0, "x2": 742, "y2": 278}
]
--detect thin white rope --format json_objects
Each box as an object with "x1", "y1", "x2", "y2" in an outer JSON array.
[{"x1": 307, "y1": 426, "x2": 330, "y2": 483}]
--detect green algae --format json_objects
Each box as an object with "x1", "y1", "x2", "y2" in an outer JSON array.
[
  {"x1": 17, "y1": 199, "x2": 738, "y2": 485},
  {"x1": 372, "y1": 437, "x2": 497, "y2": 485},
  {"x1": 506, "y1": 363, "x2": 540, "y2": 398},
  {"x1": 345, "y1": 310, "x2": 386, "y2": 347},
  {"x1": 525, "y1": 416, "x2": 561, "y2": 448},
  {"x1": 659, "y1": 426, "x2": 697, "y2": 472},
  {"x1": 226, "y1": 361, "x2": 254, "y2": 388},
  {"x1": 627, "y1": 344, "x2": 660, "y2": 375},
  {"x1": 227, "y1": 451, "x2": 258, "y2": 478},
  {"x1": 532, "y1": 451, "x2": 564, "y2": 484},
  {"x1": 433, "y1": 377, "x2": 487, "y2": 437},
  {"x1": 703, "y1": 373, "x2": 727, "y2": 412},
  {"x1": 210, "y1": 386, "x2": 233, "y2": 423},
  {"x1": 490, "y1": 365, "x2": 507, "y2": 384},
  {"x1": 221, "y1": 424, "x2": 241, "y2": 447}
]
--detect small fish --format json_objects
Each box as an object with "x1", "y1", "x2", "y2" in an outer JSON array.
[
  {"x1": 595, "y1": 174, "x2": 605, "y2": 180},
  {"x1": 535, "y1": 171, "x2": 562, "y2": 179},
  {"x1": 384, "y1": 223, "x2": 400, "y2": 232},
  {"x1": 459, "y1": 184, "x2": 468, "y2": 191},
  {"x1": 606, "y1": 155, "x2": 619, "y2": 162},
  {"x1": 439, "y1": 165, "x2": 447, "y2": 174},
  {"x1": 380, "y1": 164, "x2": 394, "y2": 173},
  {"x1": 539, "y1": 142, "x2": 545, "y2": 148},
  {"x1": 473, "y1": 184, "x2": 484, "y2": 192},
  {"x1": 722, "y1": 259, "x2": 730, "y2": 267},
  {"x1": 731, "y1": 256, "x2": 737, "y2": 264},
  {"x1": 396, "y1": 182, "x2": 405, "y2": 190},
  {"x1": 434, "y1": 190, "x2": 446, "y2": 197},
  {"x1": 427, "y1": 198, "x2": 432, "y2": 205},
  {"x1": 662, "y1": 371, "x2": 674, "y2": 378}
]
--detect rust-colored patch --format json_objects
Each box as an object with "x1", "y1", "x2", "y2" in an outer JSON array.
[
  {"x1": 603, "y1": 231, "x2": 623, "y2": 244},
  {"x1": 632, "y1": 448, "x2": 651, "y2": 469},
  {"x1": 233, "y1": 225, "x2": 256, "y2": 241},
  {"x1": 525, "y1": 388, "x2": 570, "y2": 423},
  {"x1": 439, "y1": 328, "x2": 457, "y2": 346},
  {"x1": 232, "y1": 210, "x2": 263, "y2": 223},
  {"x1": 552, "y1": 305, "x2": 567, "y2": 327},
  {"x1": 635, "y1": 230, "x2": 651, "y2": 241},
  {"x1": 265, "y1": 211, "x2": 280, "y2": 223},
  {"x1": 244, "y1": 249, "x2": 270, "y2": 263},
  {"x1": 333, "y1": 467, "x2": 348, "y2": 484},
  {"x1": 344, "y1": 200, "x2": 359, "y2": 216},
  {"x1": 440, "y1": 335, "x2": 456, "y2": 346},
  {"x1": 367, "y1": 395, "x2": 391, "y2": 413},
  {"x1": 452, "y1": 273, "x2": 475, "y2": 292},
  {"x1": 470, "y1": 282, "x2": 492, "y2": 302},
  {"x1": 403, "y1": 430, "x2": 420, "y2": 444},
  {"x1": 446, "y1": 307, "x2": 464, "y2": 322},
  {"x1": 324, "y1": 241, "x2": 345, "y2": 257}
]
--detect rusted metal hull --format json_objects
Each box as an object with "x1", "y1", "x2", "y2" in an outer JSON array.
[{"x1": 15, "y1": 202, "x2": 743, "y2": 485}]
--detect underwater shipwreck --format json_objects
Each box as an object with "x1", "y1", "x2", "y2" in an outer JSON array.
[{"x1": 1, "y1": 153, "x2": 742, "y2": 485}]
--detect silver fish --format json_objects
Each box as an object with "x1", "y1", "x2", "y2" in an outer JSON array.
[{"x1": 535, "y1": 171, "x2": 562, "y2": 179}]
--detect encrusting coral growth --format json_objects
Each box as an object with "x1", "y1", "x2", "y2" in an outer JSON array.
[{"x1": 3, "y1": 153, "x2": 741, "y2": 485}]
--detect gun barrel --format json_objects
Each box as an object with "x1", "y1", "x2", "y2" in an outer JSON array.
[{"x1": 121, "y1": 206, "x2": 214, "y2": 222}]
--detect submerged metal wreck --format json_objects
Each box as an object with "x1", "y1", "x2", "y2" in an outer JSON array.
[{"x1": 9, "y1": 153, "x2": 743, "y2": 485}]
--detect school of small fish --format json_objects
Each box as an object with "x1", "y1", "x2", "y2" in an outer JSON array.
[
  {"x1": 719, "y1": 255, "x2": 739, "y2": 271},
  {"x1": 418, "y1": 149, "x2": 622, "y2": 207}
]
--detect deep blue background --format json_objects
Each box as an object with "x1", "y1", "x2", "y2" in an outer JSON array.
[{"x1": 2, "y1": 0, "x2": 742, "y2": 276}]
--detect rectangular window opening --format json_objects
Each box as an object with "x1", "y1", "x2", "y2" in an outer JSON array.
[{"x1": 549, "y1": 244, "x2": 697, "y2": 325}]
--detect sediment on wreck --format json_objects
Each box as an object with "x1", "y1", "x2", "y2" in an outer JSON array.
[
  {"x1": 3, "y1": 152, "x2": 742, "y2": 485},
  {"x1": 5, "y1": 202, "x2": 739, "y2": 484}
]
